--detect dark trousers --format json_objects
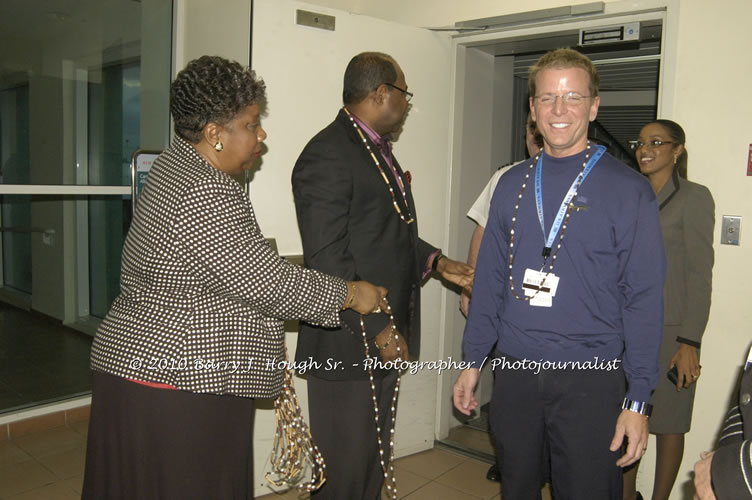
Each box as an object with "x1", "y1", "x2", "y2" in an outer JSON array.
[
  {"x1": 308, "y1": 371, "x2": 398, "y2": 500},
  {"x1": 82, "y1": 371, "x2": 255, "y2": 500},
  {"x1": 489, "y1": 354, "x2": 625, "y2": 500}
]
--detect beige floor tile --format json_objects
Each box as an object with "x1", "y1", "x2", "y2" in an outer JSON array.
[
  {"x1": 59, "y1": 473, "x2": 84, "y2": 495},
  {"x1": 0, "y1": 460, "x2": 57, "y2": 498},
  {"x1": 446, "y1": 426, "x2": 495, "y2": 456},
  {"x1": 385, "y1": 466, "x2": 431, "y2": 498},
  {"x1": 395, "y1": 448, "x2": 466, "y2": 480},
  {"x1": 34, "y1": 444, "x2": 86, "y2": 479},
  {"x1": 4, "y1": 481, "x2": 80, "y2": 500},
  {"x1": 66, "y1": 406, "x2": 90, "y2": 424},
  {"x1": 403, "y1": 480, "x2": 482, "y2": 500},
  {"x1": 434, "y1": 459, "x2": 501, "y2": 499},
  {"x1": 0, "y1": 440, "x2": 34, "y2": 469},
  {"x1": 11, "y1": 427, "x2": 85, "y2": 459},
  {"x1": 69, "y1": 419, "x2": 89, "y2": 437},
  {"x1": 8, "y1": 413, "x2": 66, "y2": 439}
]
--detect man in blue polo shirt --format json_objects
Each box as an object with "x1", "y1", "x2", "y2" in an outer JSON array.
[{"x1": 453, "y1": 48, "x2": 666, "y2": 499}]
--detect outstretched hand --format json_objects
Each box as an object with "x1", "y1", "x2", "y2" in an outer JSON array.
[{"x1": 436, "y1": 257, "x2": 474, "y2": 294}]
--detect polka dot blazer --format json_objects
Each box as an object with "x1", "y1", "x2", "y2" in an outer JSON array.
[{"x1": 90, "y1": 136, "x2": 348, "y2": 399}]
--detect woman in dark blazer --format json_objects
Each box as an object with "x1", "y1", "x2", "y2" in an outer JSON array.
[
  {"x1": 624, "y1": 119, "x2": 715, "y2": 500},
  {"x1": 82, "y1": 56, "x2": 387, "y2": 500}
]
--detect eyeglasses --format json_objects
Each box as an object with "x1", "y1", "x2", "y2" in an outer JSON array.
[
  {"x1": 630, "y1": 139, "x2": 675, "y2": 151},
  {"x1": 534, "y1": 92, "x2": 591, "y2": 107},
  {"x1": 385, "y1": 82, "x2": 413, "y2": 103}
]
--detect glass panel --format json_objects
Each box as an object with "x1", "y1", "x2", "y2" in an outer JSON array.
[
  {"x1": 1, "y1": 196, "x2": 32, "y2": 294},
  {"x1": 0, "y1": 0, "x2": 173, "y2": 414},
  {"x1": 0, "y1": 86, "x2": 32, "y2": 293},
  {"x1": 89, "y1": 196, "x2": 131, "y2": 318}
]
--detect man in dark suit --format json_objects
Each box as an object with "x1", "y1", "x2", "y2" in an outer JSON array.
[
  {"x1": 693, "y1": 346, "x2": 752, "y2": 499},
  {"x1": 292, "y1": 51, "x2": 473, "y2": 500}
]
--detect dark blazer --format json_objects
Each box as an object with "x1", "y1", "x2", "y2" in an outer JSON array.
[
  {"x1": 711, "y1": 350, "x2": 752, "y2": 498},
  {"x1": 657, "y1": 169, "x2": 715, "y2": 345},
  {"x1": 292, "y1": 109, "x2": 438, "y2": 380}
]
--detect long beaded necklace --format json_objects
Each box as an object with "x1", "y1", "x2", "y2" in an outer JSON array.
[
  {"x1": 508, "y1": 142, "x2": 591, "y2": 301},
  {"x1": 266, "y1": 343, "x2": 326, "y2": 493},
  {"x1": 343, "y1": 107, "x2": 415, "y2": 224},
  {"x1": 359, "y1": 299, "x2": 401, "y2": 499}
]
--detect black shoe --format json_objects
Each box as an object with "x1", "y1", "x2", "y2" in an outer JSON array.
[{"x1": 486, "y1": 463, "x2": 500, "y2": 482}]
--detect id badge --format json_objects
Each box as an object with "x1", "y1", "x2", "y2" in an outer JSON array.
[{"x1": 522, "y1": 268, "x2": 559, "y2": 307}]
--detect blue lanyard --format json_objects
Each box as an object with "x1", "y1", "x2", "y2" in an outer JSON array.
[{"x1": 534, "y1": 145, "x2": 606, "y2": 259}]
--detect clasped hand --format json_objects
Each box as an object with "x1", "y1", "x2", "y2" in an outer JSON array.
[{"x1": 435, "y1": 256, "x2": 475, "y2": 295}]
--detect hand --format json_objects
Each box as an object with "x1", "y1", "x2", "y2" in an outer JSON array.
[
  {"x1": 346, "y1": 280, "x2": 388, "y2": 315},
  {"x1": 610, "y1": 409, "x2": 649, "y2": 467},
  {"x1": 670, "y1": 343, "x2": 701, "y2": 391},
  {"x1": 452, "y1": 368, "x2": 480, "y2": 416},
  {"x1": 436, "y1": 256, "x2": 475, "y2": 294},
  {"x1": 693, "y1": 451, "x2": 716, "y2": 500},
  {"x1": 375, "y1": 325, "x2": 409, "y2": 363},
  {"x1": 459, "y1": 290, "x2": 470, "y2": 317}
]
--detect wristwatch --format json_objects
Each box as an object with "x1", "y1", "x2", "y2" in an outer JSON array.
[
  {"x1": 431, "y1": 253, "x2": 445, "y2": 272},
  {"x1": 622, "y1": 398, "x2": 652, "y2": 417}
]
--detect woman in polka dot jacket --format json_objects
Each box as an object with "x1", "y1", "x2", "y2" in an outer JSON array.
[{"x1": 82, "y1": 55, "x2": 388, "y2": 500}]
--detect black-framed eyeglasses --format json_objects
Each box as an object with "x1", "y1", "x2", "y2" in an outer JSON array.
[
  {"x1": 629, "y1": 139, "x2": 675, "y2": 151},
  {"x1": 385, "y1": 82, "x2": 413, "y2": 103}
]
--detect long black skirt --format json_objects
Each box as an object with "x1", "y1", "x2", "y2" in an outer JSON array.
[{"x1": 82, "y1": 371, "x2": 255, "y2": 499}]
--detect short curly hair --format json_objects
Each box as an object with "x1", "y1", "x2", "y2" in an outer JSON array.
[{"x1": 170, "y1": 55, "x2": 266, "y2": 143}]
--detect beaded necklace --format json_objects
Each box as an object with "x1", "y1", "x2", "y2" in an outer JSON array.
[
  {"x1": 266, "y1": 345, "x2": 326, "y2": 493},
  {"x1": 343, "y1": 107, "x2": 415, "y2": 224},
  {"x1": 360, "y1": 300, "x2": 401, "y2": 499},
  {"x1": 508, "y1": 142, "x2": 591, "y2": 301}
]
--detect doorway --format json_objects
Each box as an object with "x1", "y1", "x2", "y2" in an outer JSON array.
[{"x1": 437, "y1": 11, "x2": 665, "y2": 463}]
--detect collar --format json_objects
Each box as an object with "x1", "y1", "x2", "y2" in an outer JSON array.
[
  {"x1": 656, "y1": 169, "x2": 681, "y2": 210},
  {"x1": 346, "y1": 109, "x2": 392, "y2": 151}
]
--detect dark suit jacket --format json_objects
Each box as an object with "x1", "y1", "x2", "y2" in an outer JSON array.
[
  {"x1": 711, "y1": 352, "x2": 752, "y2": 498},
  {"x1": 292, "y1": 109, "x2": 438, "y2": 380}
]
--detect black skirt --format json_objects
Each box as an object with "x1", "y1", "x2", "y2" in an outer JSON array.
[{"x1": 82, "y1": 370, "x2": 255, "y2": 499}]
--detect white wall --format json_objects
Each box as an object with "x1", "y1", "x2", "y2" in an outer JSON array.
[{"x1": 250, "y1": 2, "x2": 452, "y2": 495}]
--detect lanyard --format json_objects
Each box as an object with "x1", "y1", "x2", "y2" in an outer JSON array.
[{"x1": 535, "y1": 145, "x2": 605, "y2": 260}]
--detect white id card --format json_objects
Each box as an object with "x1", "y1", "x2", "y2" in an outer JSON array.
[{"x1": 522, "y1": 269, "x2": 560, "y2": 307}]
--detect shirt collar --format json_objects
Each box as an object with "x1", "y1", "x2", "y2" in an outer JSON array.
[{"x1": 348, "y1": 111, "x2": 392, "y2": 152}]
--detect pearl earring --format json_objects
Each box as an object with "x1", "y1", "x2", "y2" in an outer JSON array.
[{"x1": 215, "y1": 141, "x2": 223, "y2": 152}]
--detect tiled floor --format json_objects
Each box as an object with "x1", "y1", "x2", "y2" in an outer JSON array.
[
  {"x1": 0, "y1": 303, "x2": 93, "y2": 414},
  {"x1": 0, "y1": 415, "x2": 555, "y2": 499},
  {"x1": 0, "y1": 422, "x2": 87, "y2": 499},
  {"x1": 258, "y1": 447, "x2": 503, "y2": 500}
]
